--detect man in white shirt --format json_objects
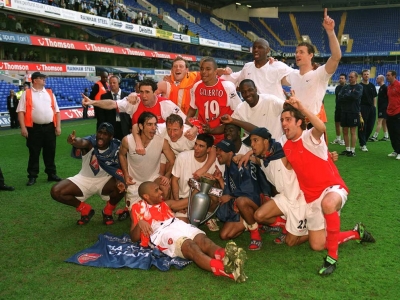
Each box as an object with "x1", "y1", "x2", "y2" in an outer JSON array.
[
  {"x1": 17, "y1": 72, "x2": 62, "y2": 186},
  {"x1": 221, "y1": 39, "x2": 292, "y2": 100},
  {"x1": 118, "y1": 112, "x2": 176, "y2": 211},
  {"x1": 210, "y1": 79, "x2": 284, "y2": 140},
  {"x1": 282, "y1": 8, "x2": 341, "y2": 118},
  {"x1": 171, "y1": 134, "x2": 218, "y2": 229}
]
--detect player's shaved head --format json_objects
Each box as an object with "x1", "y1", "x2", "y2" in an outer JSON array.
[
  {"x1": 254, "y1": 38, "x2": 269, "y2": 48},
  {"x1": 138, "y1": 181, "x2": 155, "y2": 199}
]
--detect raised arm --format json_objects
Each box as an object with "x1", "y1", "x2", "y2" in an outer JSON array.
[
  {"x1": 323, "y1": 8, "x2": 342, "y2": 75},
  {"x1": 286, "y1": 90, "x2": 326, "y2": 140},
  {"x1": 67, "y1": 130, "x2": 91, "y2": 149},
  {"x1": 82, "y1": 94, "x2": 117, "y2": 110}
]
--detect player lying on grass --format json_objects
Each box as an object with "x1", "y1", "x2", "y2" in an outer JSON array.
[{"x1": 130, "y1": 181, "x2": 248, "y2": 282}]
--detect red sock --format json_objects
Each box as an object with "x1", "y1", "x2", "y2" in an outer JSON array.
[
  {"x1": 76, "y1": 202, "x2": 91, "y2": 215},
  {"x1": 103, "y1": 201, "x2": 116, "y2": 215},
  {"x1": 338, "y1": 230, "x2": 360, "y2": 245},
  {"x1": 210, "y1": 259, "x2": 235, "y2": 280},
  {"x1": 214, "y1": 248, "x2": 225, "y2": 260},
  {"x1": 270, "y1": 216, "x2": 286, "y2": 228},
  {"x1": 250, "y1": 228, "x2": 261, "y2": 240},
  {"x1": 324, "y1": 212, "x2": 340, "y2": 259}
]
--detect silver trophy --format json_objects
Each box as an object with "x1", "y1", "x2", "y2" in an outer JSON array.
[{"x1": 187, "y1": 177, "x2": 223, "y2": 227}]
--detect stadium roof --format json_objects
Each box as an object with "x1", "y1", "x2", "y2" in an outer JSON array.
[{"x1": 202, "y1": 0, "x2": 400, "y2": 9}]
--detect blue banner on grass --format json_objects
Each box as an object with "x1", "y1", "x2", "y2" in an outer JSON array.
[{"x1": 66, "y1": 233, "x2": 191, "y2": 271}]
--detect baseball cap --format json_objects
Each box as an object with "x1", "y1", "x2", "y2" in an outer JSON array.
[
  {"x1": 97, "y1": 122, "x2": 114, "y2": 135},
  {"x1": 31, "y1": 72, "x2": 47, "y2": 80},
  {"x1": 243, "y1": 127, "x2": 272, "y2": 146},
  {"x1": 216, "y1": 139, "x2": 236, "y2": 153}
]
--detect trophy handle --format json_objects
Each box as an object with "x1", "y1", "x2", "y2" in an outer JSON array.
[{"x1": 198, "y1": 203, "x2": 220, "y2": 226}]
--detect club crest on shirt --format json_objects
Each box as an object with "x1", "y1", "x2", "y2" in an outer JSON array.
[{"x1": 90, "y1": 155, "x2": 99, "y2": 171}]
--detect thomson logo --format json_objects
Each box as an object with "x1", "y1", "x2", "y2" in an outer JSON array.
[{"x1": 0, "y1": 62, "x2": 29, "y2": 70}]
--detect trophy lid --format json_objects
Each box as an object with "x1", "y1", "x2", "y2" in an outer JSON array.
[{"x1": 199, "y1": 176, "x2": 215, "y2": 185}]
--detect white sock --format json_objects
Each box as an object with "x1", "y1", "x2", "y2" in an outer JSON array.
[
  {"x1": 373, "y1": 132, "x2": 378, "y2": 138},
  {"x1": 346, "y1": 147, "x2": 351, "y2": 151},
  {"x1": 351, "y1": 147, "x2": 355, "y2": 152},
  {"x1": 384, "y1": 132, "x2": 389, "y2": 138},
  {"x1": 336, "y1": 136, "x2": 341, "y2": 140}
]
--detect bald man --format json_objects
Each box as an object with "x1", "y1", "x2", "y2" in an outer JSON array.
[
  {"x1": 129, "y1": 181, "x2": 248, "y2": 282},
  {"x1": 221, "y1": 38, "x2": 292, "y2": 100}
]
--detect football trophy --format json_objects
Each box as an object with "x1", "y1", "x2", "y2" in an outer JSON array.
[{"x1": 187, "y1": 177, "x2": 222, "y2": 227}]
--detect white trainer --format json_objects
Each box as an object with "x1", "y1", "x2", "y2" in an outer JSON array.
[
  {"x1": 339, "y1": 140, "x2": 345, "y2": 146},
  {"x1": 396, "y1": 154, "x2": 400, "y2": 160},
  {"x1": 360, "y1": 145, "x2": 368, "y2": 152},
  {"x1": 388, "y1": 152, "x2": 397, "y2": 157},
  {"x1": 205, "y1": 218, "x2": 219, "y2": 231},
  {"x1": 330, "y1": 138, "x2": 340, "y2": 144}
]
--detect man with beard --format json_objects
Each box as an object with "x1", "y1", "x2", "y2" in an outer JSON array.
[
  {"x1": 119, "y1": 112, "x2": 176, "y2": 211},
  {"x1": 50, "y1": 122, "x2": 125, "y2": 225}
]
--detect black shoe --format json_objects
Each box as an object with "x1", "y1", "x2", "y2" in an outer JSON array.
[
  {"x1": 48, "y1": 174, "x2": 62, "y2": 182},
  {"x1": 346, "y1": 151, "x2": 356, "y2": 157},
  {"x1": 0, "y1": 184, "x2": 15, "y2": 191},
  {"x1": 318, "y1": 256, "x2": 337, "y2": 276},
  {"x1": 27, "y1": 178, "x2": 36, "y2": 186},
  {"x1": 339, "y1": 150, "x2": 350, "y2": 156}
]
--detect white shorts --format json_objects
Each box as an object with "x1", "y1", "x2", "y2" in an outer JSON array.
[
  {"x1": 68, "y1": 174, "x2": 111, "y2": 202},
  {"x1": 150, "y1": 218, "x2": 205, "y2": 258},
  {"x1": 273, "y1": 192, "x2": 309, "y2": 236},
  {"x1": 306, "y1": 185, "x2": 348, "y2": 231}
]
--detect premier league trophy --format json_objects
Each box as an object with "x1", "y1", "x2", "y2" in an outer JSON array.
[{"x1": 187, "y1": 177, "x2": 223, "y2": 227}]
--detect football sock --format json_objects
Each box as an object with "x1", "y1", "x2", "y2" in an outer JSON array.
[
  {"x1": 384, "y1": 131, "x2": 389, "y2": 138},
  {"x1": 346, "y1": 147, "x2": 351, "y2": 152},
  {"x1": 336, "y1": 135, "x2": 341, "y2": 140},
  {"x1": 76, "y1": 202, "x2": 91, "y2": 216},
  {"x1": 324, "y1": 212, "x2": 340, "y2": 260},
  {"x1": 248, "y1": 223, "x2": 261, "y2": 240},
  {"x1": 214, "y1": 248, "x2": 225, "y2": 260},
  {"x1": 350, "y1": 147, "x2": 355, "y2": 152},
  {"x1": 269, "y1": 216, "x2": 286, "y2": 228},
  {"x1": 338, "y1": 230, "x2": 360, "y2": 245},
  {"x1": 373, "y1": 132, "x2": 378, "y2": 138},
  {"x1": 104, "y1": 201, "x2": 116, "y2": 215},
  {"x1": 210, "y1": 259, "x2": 235, "y2": 280}
]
